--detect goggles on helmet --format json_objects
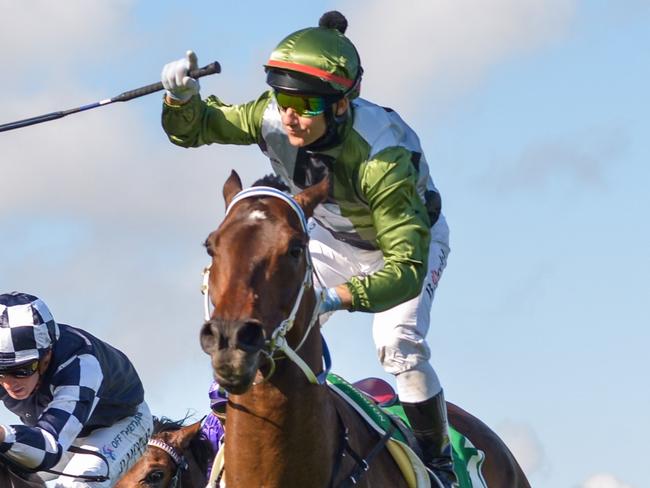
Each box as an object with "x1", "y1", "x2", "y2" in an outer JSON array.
[
  {"x1": 0, "y1": 359, "x2": 39, "y2": 379},
  {"x1": 274, "y1": 91, "x2": 329, "y2": 117}
]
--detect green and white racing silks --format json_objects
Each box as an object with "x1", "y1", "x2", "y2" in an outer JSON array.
[{"x1": 162, "y1": 92, "x2": 443, "y2": 313}]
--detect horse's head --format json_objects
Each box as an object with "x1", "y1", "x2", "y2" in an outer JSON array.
[
  {"x1": 200, "y1": 170, "x2": 329, "y2": 394},
  {"x1": 115, "y1": 419, "x2": 206, "y2": 488}
]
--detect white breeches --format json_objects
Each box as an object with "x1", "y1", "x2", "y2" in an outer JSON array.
[
  {"x1": 42, "y1": 401, "x2": 153, "y2": 487},
  {"x1": 309, "y1": 216, "x2": 450, "y2": 403}
]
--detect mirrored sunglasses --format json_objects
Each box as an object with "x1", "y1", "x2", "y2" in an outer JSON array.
[
  {"x1": 0, "y1": 360, "x2": 39, "y2": 379},
  {"x1": 274, "y1": 91, "x2": 327, "y2": 117}
]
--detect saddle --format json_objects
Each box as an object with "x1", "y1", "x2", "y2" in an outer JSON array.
[
  {"x1": 335, "y1": 376, "x2": 488, "y2": 488},
  {"x1": 352, "y1": 377, "x2": 399, "y2": 406},
  {"x1": 351, "y1": 377, "x2": 422, "y2": 453}
]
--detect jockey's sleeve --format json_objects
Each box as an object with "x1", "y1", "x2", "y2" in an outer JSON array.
[
  {"x1": 346, "y1": 146, "x2": 431, "y2": 312},
  {"x1": 0, "y1": 355, "x2": 103, "y2": 470},
  {"x1": 161, "y1": 91, "x2": 272, "y2": 148}
]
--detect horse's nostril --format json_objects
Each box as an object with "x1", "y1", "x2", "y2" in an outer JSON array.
[
  {"x1": 202, "y1": 319, "x2": 263, "y2": 353},
  {"x1": 200, "y1": 321, "x2": 230, "y2": 353},
  {"x1": 236, "y1": 321, "x2": 265, "y2": 352}
]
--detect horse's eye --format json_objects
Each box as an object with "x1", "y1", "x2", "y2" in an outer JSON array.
[
  {"x1": 289, "y1": 243, "x2": 305, "y2": 259},
  {"x1": 144, "y1": 470, "x2": 165, "y2": 484}
]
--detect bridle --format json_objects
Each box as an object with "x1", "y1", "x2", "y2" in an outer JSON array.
[
  {"x1": 201, "y1": 186, "x2": 330, "y2": 385},
  {"x1": 201, "y1": 187, "x2": 394, "y2": 487},
  {"x1": 146, "y1": 438, "x2": 188, "y2": 488}
]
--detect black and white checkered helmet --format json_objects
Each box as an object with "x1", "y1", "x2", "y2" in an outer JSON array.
[{"x1": 0, "y1": 292, "x2": 60, "y2": 368}]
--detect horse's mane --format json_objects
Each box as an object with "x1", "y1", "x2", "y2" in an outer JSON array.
[
  {"x1": 252, "y1": 174, "x2": 290, "y2": 192},
  {"x1": 152, "y1": 416, "x2": 213, "y2": 474},
  {"x1": 152, "y1": 416, "x2": 187, "y2": 434}
]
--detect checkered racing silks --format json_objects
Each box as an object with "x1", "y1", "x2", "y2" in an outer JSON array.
[
  {"x1": 0, "y1": 292, "x2": 60, "y2": 367},
  {"x1": 0, "y1": 292, "x2": 145, "y2": 477}
]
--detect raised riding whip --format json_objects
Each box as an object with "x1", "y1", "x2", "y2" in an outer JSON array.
[{"x1": 0, "y1": 61, "x2": 221, "y2": 133}]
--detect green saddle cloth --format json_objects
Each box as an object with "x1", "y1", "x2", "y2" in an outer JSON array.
[{"x1": 327, "y1": 373, "x2": 487, "y2": 488}]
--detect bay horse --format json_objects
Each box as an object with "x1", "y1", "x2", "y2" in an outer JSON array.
[
  {"x1": 115, "y1": 417, "x2": 213, "y2": 488},
  {"x1": 200, "y1": 170, "x2": 530, "y2": 487}
]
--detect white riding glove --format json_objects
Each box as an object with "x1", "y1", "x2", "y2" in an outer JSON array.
[{"x1": 161, "y1": 50, "x2": 200, "y2": 102}]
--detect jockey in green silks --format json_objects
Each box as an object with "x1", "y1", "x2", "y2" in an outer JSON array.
[{"x1": 160, "y1": 11, "x2": 455, "y2": 487}]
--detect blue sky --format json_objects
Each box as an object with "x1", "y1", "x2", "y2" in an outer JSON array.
[{"x1": 1, "y1": 2, "x2": 648, "y2": 487}]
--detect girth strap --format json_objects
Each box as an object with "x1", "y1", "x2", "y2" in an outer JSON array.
[{"x1": 331, "y1": 408, "x2": 396, "y2": 488}]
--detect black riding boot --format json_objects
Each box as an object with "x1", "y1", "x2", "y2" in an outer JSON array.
[{"x1": 402, "y1": 390, "x2": 458, "y2": 488}]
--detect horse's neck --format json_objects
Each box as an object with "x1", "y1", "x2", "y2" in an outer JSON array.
[
  {"x1": 227, "y1": 381, "x2": 337, "y2": 485},
  {"x1": 225, "y1": 333, "x2": 338, "y2": 485},
  {"x1": 230, "y1": 360, "x2": 334, "y2": 436}
]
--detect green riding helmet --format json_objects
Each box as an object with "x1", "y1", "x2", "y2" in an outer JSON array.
[{"x1": 265, "y1": 11, "x2": 363, "y2": 98}]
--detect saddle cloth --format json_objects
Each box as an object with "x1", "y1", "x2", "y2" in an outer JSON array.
[{"x1": 330, "y1": 373, "x2": 489, "y2": 488}]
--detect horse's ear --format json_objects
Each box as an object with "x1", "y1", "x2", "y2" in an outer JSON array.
[
  {"x1": 170, "y1": 420, "x2": 203, "y2": 451},
  {"x1": 295, "y1": 176, "x2": 329, "y2": 218},
  {"x1": 223, "y1": 170, "x2": 243, "y2": 207}
]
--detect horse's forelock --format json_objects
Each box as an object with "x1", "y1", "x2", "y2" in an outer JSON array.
[
  {"x1": 252, "y1": 174, "x2": 290, "y2": 192},
  {"x1": 152, "y1": 416, "x2": 190, "y2": 434}
]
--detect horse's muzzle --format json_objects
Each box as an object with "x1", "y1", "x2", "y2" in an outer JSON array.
[{"x1": 200, "y1": 318, "x2": 266, "y2": 393}]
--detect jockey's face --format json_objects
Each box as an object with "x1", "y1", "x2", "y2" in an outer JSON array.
[
  {"x1": 0, "y1": 351, "x2": 51, "y2": 400},
  {"x1": 279, "y1": 98, "x2": 349, "y2": 147},
  {"x1": 0, "y1": 370, "x2": 40, "y2": 400},
  {"x1": 280, "y1": 109, "x2": 324, "y2": 147}
]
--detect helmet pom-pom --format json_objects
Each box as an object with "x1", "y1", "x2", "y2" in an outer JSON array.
[{"x1": 319, "y1": 11, "x2": 348, "y2": 34}]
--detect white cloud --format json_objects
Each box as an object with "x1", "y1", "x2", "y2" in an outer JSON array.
[
  {"x1": 0, "y1": 3, "x2": 268, "y2": 222},
  {"x1": 0, "y1": 0, "x2": 134, "y2": 66},
  {"x1": 496, "y1": 420, "x2": 545, "y2": 476},
  {"x1": 581, "y1": 473, "x2": 634, "y2": 488},
  {"x1": 1, "y1": 97, "x2": 268, "y2": 222},
  {"x1": 344, "y1": 0, "x2": 577, "y2": 113}
]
